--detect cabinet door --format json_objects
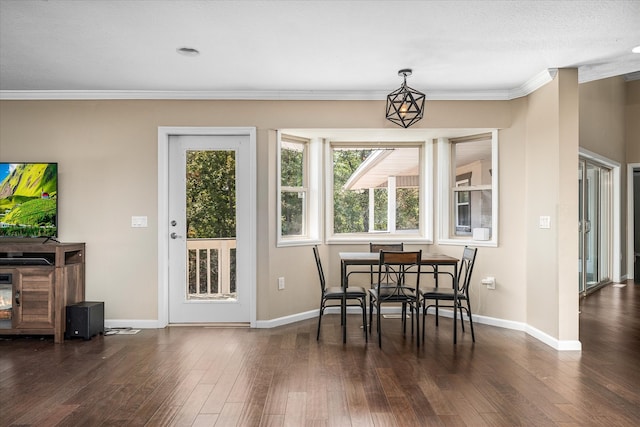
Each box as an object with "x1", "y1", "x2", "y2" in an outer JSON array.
[{"x1": 13, "y1": 267, "x2": 55, "y2": 329}]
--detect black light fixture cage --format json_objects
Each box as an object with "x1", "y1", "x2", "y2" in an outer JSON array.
[{"x1": 385, "y1": 69, "x2": 425, "y2": 128}]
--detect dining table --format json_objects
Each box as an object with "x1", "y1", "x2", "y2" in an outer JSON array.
[{"x1": 338, "y1": 251, "x2": 459, "y2": 346}]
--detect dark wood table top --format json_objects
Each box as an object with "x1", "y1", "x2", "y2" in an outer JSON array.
[{"x1": 339, "y1": 251, "x2": 458, "y2": 265}]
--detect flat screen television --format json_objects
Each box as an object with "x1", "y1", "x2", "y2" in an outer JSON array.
[{"x1": 0, "y1": 162, "x2": 58, "y2": 238}]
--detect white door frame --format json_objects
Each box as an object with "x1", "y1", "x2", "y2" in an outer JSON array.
[
  {"x1": 158, "y1": 127, "x2": 257, "y2": 328},
  {"x1": 628, "y1": 163, "x2": 640, "y2": 281},
  {"x1": 579, "y1": 147, "x2": 621, "y2": 283}
]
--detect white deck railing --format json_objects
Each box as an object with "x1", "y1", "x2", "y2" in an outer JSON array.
[{"x1": 186, "y1": 238, "x2": 236, "y2": 299}]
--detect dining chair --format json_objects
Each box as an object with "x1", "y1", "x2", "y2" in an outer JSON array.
[
  {"x1": 368, "y1": 250, "x2": 421, "y2": 348},
  {"x1": 421, "y1": 246, "x2": 478, "y2": 342},
  {"x1": 369, "y1": 242, "x2": 404, "y2": 288},
  {"x1": 312, "y1": 245, "x2": 367, "y2": 342}
]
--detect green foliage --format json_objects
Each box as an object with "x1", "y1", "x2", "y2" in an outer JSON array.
[
  {"x1": 333, "y1": 149, "x2": 371, "y2": 233},
  {"x1": 280, "y1": 146, "x2": 305, "y2": 236},
  {"x1": 0, "y1": 198, "x2": 57, "y2": 237},
  {"x1": 280, "y1": 148, "x2": 304, "y2": 187},
  {"x1": 373, "y1": 188, "x2": 388, "y2": 231},
  {"x1": 186, "y1": 151, "x2": 236, "y2": 239},
  {"x1": 281, "y1": 191, "x2": 303, "y2": 236},
  {"x1": 3, "y1": 198, "x2": 55, "y2": 225},
  {"x1": 396, "y1": 188, "x2": 419, "y2": 230}
]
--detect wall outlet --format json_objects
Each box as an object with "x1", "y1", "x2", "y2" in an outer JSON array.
[
  {"x1": 278, "y1": 277, "x2": 285, "y2": 290},
  {"x1": 481, "y1": 277, "x2": 496, "y2": 290}
]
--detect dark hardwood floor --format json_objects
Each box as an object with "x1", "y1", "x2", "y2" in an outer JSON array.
[{"x1": 1, "y1": 280, "x2": 639, "y2": 426}]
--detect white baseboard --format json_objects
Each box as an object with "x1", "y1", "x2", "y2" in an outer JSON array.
[
  {"x1": 107, "y1": 307, "x2": 582, "y2": 351},
  {"x1": 254, "y1": 310, "x2": 318, "y2": 328}
]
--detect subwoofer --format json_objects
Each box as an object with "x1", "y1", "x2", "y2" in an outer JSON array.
[{"x1": 65, "y1": 301, "x2": 104, "y2": 340}]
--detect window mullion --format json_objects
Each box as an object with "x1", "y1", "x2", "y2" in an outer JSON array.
[{"x1": 388, "y1": 176, "x2": 396, "y2": 233}]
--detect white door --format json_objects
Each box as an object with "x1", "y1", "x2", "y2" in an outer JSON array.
[{"x1": 168, "y1": 134, "x2": 253, "y2": 323}]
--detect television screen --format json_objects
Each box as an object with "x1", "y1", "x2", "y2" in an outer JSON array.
[{"x1": 0, "y1": 162, "x2": 58, "y2": 238}]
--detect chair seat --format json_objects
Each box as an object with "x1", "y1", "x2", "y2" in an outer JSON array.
[
  {"x1": 325, "y1": 286, "x2": 367, "y2": 298},
  {"x1": 346, "y1": 286, "x2": 368, "y2": 295},
  {"x1": 369, "y1": 287, "x2": 417, "y2": 300},
  {"x1": 419, "y1": 287, "x2": 456, "y2": 299}
]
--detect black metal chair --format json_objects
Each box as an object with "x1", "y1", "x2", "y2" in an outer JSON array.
[
  {"x1": 369, "y1": 242, "x2": 404, "y2": 288},
  {"x1": 313, "y1": 245, "x2": 367, "y2": 342},
  {"x1": 421, "y1": 246, "x2": 478, "y2": 343},
  {"x1": 368, "y1": 250, "x2": 421, "y2": 348}
]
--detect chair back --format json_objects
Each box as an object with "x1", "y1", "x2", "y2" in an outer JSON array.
[
  {"x1": 370, "y1": 243, "x2": 404, "y2": 284},
  {"x1": 457, "y1": 246, "x2": 478, "y2": 296},
  {"x1": 377, "y1": 250, "x2": 422, "y2": 299},
  {"x1": 312, "y1": 245, "x2": 327, "y2": 293},
  {"x1": 369, "y1": 243, "x2": 404, "y2": 253}
]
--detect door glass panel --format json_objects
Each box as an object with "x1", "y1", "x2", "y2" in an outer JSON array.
[
  {"x1": 185, "y1": 150, "x2": 237, "y2": 301},
  {"x1": 585, "y1": 163, "x2": 599, "y2": 289},
  {"x1": 579, "y1": 158, "x2": 611, "y2": 295}
]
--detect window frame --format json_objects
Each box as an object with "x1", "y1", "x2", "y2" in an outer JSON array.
[
  {"x1": 276, "y1": 132, "x2": 321, "y2": 247},
  {"x1": 454, "y1": 175, "x2": 472, "y2": 234},
  {"x1": 325, "y1": 139, "x2": 433, "y2": 244},
  {"x1": 438, "y1": 131, "x2": 499, "y2": 247}
]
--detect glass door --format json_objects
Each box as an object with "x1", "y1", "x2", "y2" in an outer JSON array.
[
  {"x1": 579, "y1": 158, "x2": 611, "y2": 295},
  {"x1": 168, "y1": 134, "x2": 252, "y2": 323}
]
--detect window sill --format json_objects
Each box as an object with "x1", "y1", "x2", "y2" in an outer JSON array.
[
  {"x1": 277, "y1": 238, "x2": 322, "y2": 248},
  {"x1": 438, "y1": 238, "x2": 497, "y2": 248},
  {"x1": 327, "y1": 236, "x2": 433, "y2": 245}
]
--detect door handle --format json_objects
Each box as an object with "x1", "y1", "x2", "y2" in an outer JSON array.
[
  {"x1": 170, "y1": 232, "x2": 182, "y2": 239},
  {"x1": 15, "y1": 290, "x2": 20, "y2": 306}
]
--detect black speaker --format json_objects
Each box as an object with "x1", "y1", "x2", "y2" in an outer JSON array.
[{"x1": 65, "y1": 301, "x2": 104, "y2": 340}]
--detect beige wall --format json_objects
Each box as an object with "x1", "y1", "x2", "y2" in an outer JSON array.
[
  {"x1": 580, "y1": 77, "x2": 627, "y2": 163},
  {"x1": 522, "y1": 70, "x2": 579, "y2": 339},
  {"x1": 0, "y1": 75, "x2": 602, "y2": 344},
  {"x1": 579, "y1": 76, "x2": 635, "y2": 279},
  {"x1": 626, "y1": 80, "x2": 640, "y2": 162}
]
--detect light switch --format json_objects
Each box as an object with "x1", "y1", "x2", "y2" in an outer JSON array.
[
  {"x1": 131, "y1": 216, "x2": 148, "y2": 228},
  {"x1": 539, "y1": 215, "x2": 551, "y2": 229}
]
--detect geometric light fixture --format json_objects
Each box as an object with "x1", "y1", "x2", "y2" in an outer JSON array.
[{"x1": 385, "y1": 68, "x2": 426, "y2": 128}]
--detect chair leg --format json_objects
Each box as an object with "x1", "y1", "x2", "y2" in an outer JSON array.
[
  {"x1": 377, "y1": 302, "x2": 382, "y2": 348},
  {"x1": 316, "y1": 302, "x2": 324, "y2": 340},
  {"x1": 361, "y1": 297, "x2": 368, "y2": 342},
  {"x1": 435, "y1": 300, "x2": 439, "y2": 326},
  {"x1": 459, "y1": 302, "x2": 466, "y2": 332},
  {"x1": 466, "y1": 300, "x2": 475, "y2": 342},
  {"x1": 369, "y1": 298, "x2": 374, "y2": 334},
  {"x1": 421, "y1": 301, "x2": 426, "y2": 342}
]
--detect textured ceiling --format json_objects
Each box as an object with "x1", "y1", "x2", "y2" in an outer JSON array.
[{"x1": 1, "y1": 0, "x2": 639, "y2": 99}]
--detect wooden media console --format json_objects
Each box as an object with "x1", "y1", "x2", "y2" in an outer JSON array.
[{"x1": 0, "y1": 241, "x2": 85, "y2": 343}]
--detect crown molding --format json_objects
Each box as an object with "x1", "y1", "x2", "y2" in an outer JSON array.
[{"x1": 0, "y1": 69, "x2": 558, "y2": 101}]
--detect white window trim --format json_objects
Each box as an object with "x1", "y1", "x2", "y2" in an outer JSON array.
[
  {"x1": 325, "y1": 140, "x2": 433, "y2": 244},
  {"x1": 438, "y1": 130, "x2": 499, "y2": 247},
  {"x1": 277, "y1": 133, "x2": 322, "y2": 247}
]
